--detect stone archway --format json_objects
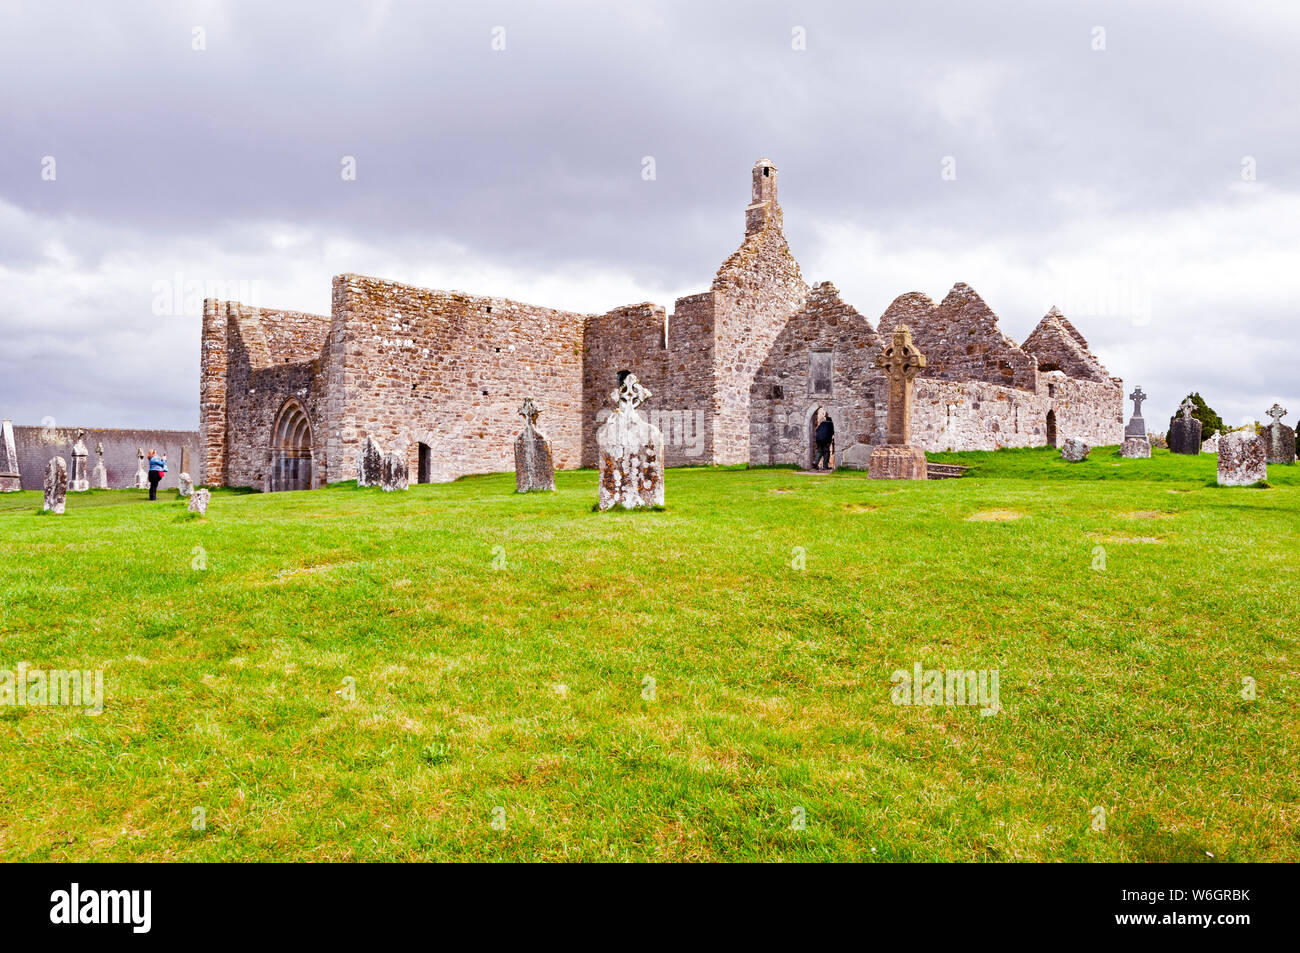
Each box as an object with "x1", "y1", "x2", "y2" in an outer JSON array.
[
  {"x1": 1045, "y1": 409, "x2": 1057, "y2": 448},
  {"x1": 805, "y1": 404, "x2": 847, "y2": 470},
  {"x1": 269, "y1": 399, "x2": 313, "y2": 491}
]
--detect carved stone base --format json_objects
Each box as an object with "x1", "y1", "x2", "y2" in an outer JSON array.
[
  {"x1": 0, "y1": 473, "x2": 19, "y2": 492},
  {"x1": 1119, "y1": 436, "x2": 1150, "y2": 459},
  {"x1": 868, "y1": 445, "x2": 927, "y2": 481}
]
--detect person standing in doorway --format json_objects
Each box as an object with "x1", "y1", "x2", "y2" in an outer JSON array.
[
  {"x1": 814, "y1": 412, "x2": 835, "y2": 470},
  {"x1": 147, "y1": 447, "x2": 167, "y2": 501}
]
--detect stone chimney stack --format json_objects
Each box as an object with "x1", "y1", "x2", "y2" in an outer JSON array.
[{"x1": 745, "y1": 158, "x2": 782, "y2": 236}]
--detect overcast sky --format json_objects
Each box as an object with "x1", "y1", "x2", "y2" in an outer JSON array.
[{"x1": 3, "y1": 0, "x2": 1298, "y2": 433}]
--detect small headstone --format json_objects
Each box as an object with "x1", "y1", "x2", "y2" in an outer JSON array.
[
  {"x1": 68, "y1": 430, "x2": 89, "y2": 492},
  {"x1": 1202, "y1": 431, "x2": 1221, "y2": 455},
  {"x1": 1124, "y1": 386, "x2": 1148, "y2": 439},
  {"x1": 1119, "y1": 436, "x2": 1151, "y2": 458},
  {"x1": 357, "y1": 436, "x2": 383, "y2": 487},
  {"x1": 1217, "y1": 431, "x2": 1267, "y2": 486},
  {"x1": 514, "y1": 397, "x2": 556, "y2": 492},
  {"x1": 187, "y1": 486, "x2": 210, "y2": 516},
  {"x1": 178, "y1": 472, "x2": 194, "y2": 497},
  {"x1": 134, "y1": 447, "x2": 149, "y2": 489},
  {"x1": 0, "y1": 419, "x2": 19, "y2": 492},
  {"x1": 1262, "y1": 403, "x2": 1296, "y2": 465},
  {"x1": 43, "y1": 457, "x2": 67, "y2": 514},
  {"x1": 380, "y1": 451, "x2": 409, "y2": 492},
  {"x1": 1168, "y1": 398, "x2": 1202, "y2": 455},
  {"x1": 1060, "y1": 437, "x2": 1090, "y2": 462},
  {"x1": 92, "y1": 441, "x2": 108, "y2": 489},
  {"x1": 597, "y1": 371, "x2": 664, "y2": 510},
  {"x1": 868, "y1": 325, "x2": 929, "y2": 480}
]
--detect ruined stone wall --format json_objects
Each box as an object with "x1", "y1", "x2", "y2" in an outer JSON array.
[
  {"x1": 13, "y1": 426, "x2": 197, "y2": 490},
  {"x1": 215, "y1": 302, "x2": 332, "y2": 490},
  {"x1": 877, "y1": 283, "x2": 1039, "y2": 392},
  {"x1": 748, "y1": 282, "x2": 881, "y2": 466},
  {"x1": 907, "y1": 374, "x2": 1123, "y2": 452},
  {"x1": 710, "y1": 201, "x2": 808, "y2": 464},
  {"x1": 581, "y1": 297, "x2": 715, "y2": 468},
  {"x1": 325, "y1": 274, "x2": 587, "y2": 484},
  {"x1": 1040, "y1": 374, "x2": 1125, "y2": 448}
]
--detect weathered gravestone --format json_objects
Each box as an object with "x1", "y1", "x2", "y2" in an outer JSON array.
[
  {"x1": 1060, "y1": 437, "x2": 1090, "y2": 462},
  {"x1": 1217, "y1": 430, "x2": 1267, "y2": 486},
  {"x1": 44, "y1": 457, "x2": 67, "y2": 514},
  {"x1": 1168, "y1": 398, "x2": 1202, "y2": 455},
  {"x1": 1262, "y1": 404, "x2": 1296, "y2": 465},
  {"x1": 867, "y1": 325, "x2": 929, "y2": 480},
  {"x1": 178, "y1": 472, "x2": 193, "y2": 497},
  {"x1": 0, "y1": 419, "x2": 19, "y2": 492},
  {"x1": 514, "y1": 397, "x2": 556, "y2": 493},
  {"x1": 1202, "y1": 431, "x2": 1221, "y2": 455},
  {"x1": 1120, "y1": 387, "x2": 1151, "y2": 458},
  {"x1": 92, "y1": 442, "x2": 108, "y2": 489},
  {"x1": 187, "y1": 486, "x2": 210, "y2": 516},
  {"x1": 356, "y1": 435, "x2": 383, "y2": 487},
  {"x1": 134, "y1": 448, "x2": 149, "y2": 489},
  {"x1": 69, "y1": 430, "x2": 89, "y2": 492},
  {"x1": 380, "y1": 450, "x2": 409, "y2": 492},
  {"x1": 597, "y1": 371, "x2": 664, "y2": 510}
]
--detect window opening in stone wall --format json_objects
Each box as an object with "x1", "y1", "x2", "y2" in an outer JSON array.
[{"x1": 418, "y1": 443, "x2": 431, "y2": 484}]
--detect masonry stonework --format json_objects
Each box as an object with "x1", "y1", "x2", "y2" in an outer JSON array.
[{"x1": 199, "y1": 159, "x2": 1123, "y2": 490}]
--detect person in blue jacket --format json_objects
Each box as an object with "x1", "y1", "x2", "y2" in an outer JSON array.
[{"x1": 147, "y1": 448, "x2": 167, "y2": 501}]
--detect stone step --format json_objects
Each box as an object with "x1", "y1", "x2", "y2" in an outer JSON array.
[{"x1": 926, "y1": 463, "x2": 969, "y2": 480}]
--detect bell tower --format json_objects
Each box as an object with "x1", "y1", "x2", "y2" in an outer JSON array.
[{"x1": 745, "y1": 158, "x2": 781, "y2": 235}]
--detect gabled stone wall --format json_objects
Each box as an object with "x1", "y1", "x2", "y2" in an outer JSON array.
[
  {"x1": 748, "y1": 282, "x2": 881, "y2": 466},
  {"x1": 877, "y1": 283, "x2": 1039, "y2": 391}
]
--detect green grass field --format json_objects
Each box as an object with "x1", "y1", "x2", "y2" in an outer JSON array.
[{"x1": 1, "y1": 446, "x2": 1296, "y2": 861}]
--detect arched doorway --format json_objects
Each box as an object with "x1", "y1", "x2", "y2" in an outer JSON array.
[
  {"x1": 1045, "y1": 409, "x2": 1057, "y2": 448},
  {"x1": 805, "y1": 404, "x2": 843, "y2": 470},
  {"x1": 269, "y1": 400, "x2": 313, "y2": 491}
]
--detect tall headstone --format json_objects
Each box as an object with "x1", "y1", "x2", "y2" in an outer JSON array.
[
  {"x1": 134, "y1": 447, "x2": 149, "y2": 489},
  {"x1": 1168, "y1": 398, "x2": 1202, "y2": 455},
  {"x1": 43, "y1": 457, "x2": 67, "y2": 514},
  {"x1": 515, "y1": 397, "x2": 556, "y2": 492},
  {"x1": 1262, "y1": 403, "x2": 1296, "y2": 465},
  {"x1": 357, "y1": 436, "x2": 383, "y2": 487},
  {"x1": 92, "y1": 441, "x2": 108, "y2": 489},
  {"x1": 180, "y1": 446, "x2": 192, "y2": 480},
  {"x1": 0, "y1": 419, "x2": 19, "y2": 492},
  {"x1": 380, "y1": 450, "x2": 409, "y2": 492},
  {"x1": 597, "y1": 371, "x2": 664, "y2": 510},
  {"x1": 1217, "y1": 431, "x2": 1267, "y2": 486},
  {"x1": 68, "y1": 430, "x2": 89, "y2": 491},
  {"x1": 1120, "y1": 386, "x2": 1152, "y2": 458},
  {"x1": 868, "y1": 325, "x2": 928, "y2": 480}
]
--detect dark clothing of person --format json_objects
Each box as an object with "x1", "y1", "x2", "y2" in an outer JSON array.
[
  {"x1": 148, "y1": 470, "x2": 161, "y2": 501},
  {"x1": 813, "y1": 417, "x2": 834, "y2": 469}
]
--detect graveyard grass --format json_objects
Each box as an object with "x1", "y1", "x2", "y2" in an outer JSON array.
[{"x1": 1, "y1": 446, "x2": 1297, "y2": 862}]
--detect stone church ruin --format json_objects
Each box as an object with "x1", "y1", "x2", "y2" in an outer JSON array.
[{"x1": 199, "y1": 159, "x2": 1123, "y2": 491}]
